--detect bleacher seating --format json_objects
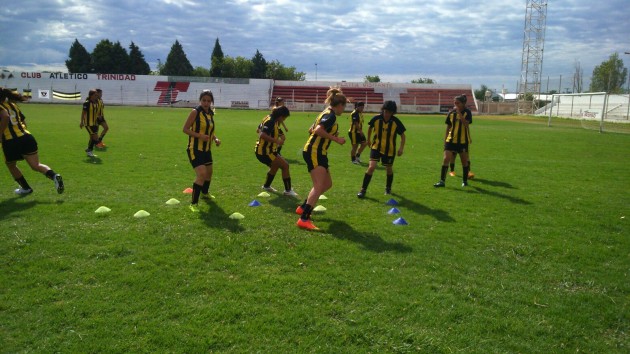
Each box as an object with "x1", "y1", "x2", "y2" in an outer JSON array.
[
  {"x1": 272, "y1": 85, "x2": 384, "y2": 105},
  {"x1": 400, "y1": 88, "x2": 476, "y2": 111}
]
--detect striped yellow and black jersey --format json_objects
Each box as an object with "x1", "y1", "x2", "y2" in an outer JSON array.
[
  {"x1": 444, "y1": 108, "x2": 472, "y2": 144},
  {"x1": 369, "y1": 114, "x2": 406, "y2": 157},
  {"x1": 82, "y1": 99, "x2": 99, "y2": 126},
  {"x1": 255, "y1": 115, "x2": 279, "y2": 155},
  {"x1": 349, "y1": 109, "x2": 363, "y2": 133},
  {"x1": 303, "y1": 108, "x2": 339, "y2": 156},
  {"x1": 1, "y1": 101, "x2": 30, "y2": 142},
  {"x1": 187, "y1": 106, "x2": 215, "y2": 152},
  {"x1": 97, "y1": 98, "x2": 105, "y2": 118}
]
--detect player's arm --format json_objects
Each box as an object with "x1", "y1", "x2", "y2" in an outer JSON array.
[
  {"x1": 398, "y1": 132, "x2": 406, "y2": 156},
  {"x1": 182, "y1": 110, "x2": 210, "y2": 142},
  {"x1": 259, "y1": 131, "x2": 283, "y2": 145},
  {"x1": 313, "y1": 124, "x2": 344, "y2": 145},
  {"x1": 80, "y1": 109, "x2": 87, "y2": 128},
  {"x1": 0, "y1": 109, "x2": 9, "y2": 134},
  {"x1": 366, "y1": 126, "x2": 374, "y2": 146}
]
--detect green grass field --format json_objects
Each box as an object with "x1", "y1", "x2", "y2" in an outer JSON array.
[{"x1": 1, "y1": 104, "x2": 629, "y2": 352}]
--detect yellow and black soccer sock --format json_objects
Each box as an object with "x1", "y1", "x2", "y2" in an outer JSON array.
[
  {"x1": 386, "y1": 174, "x2": 393, "y2": 190},
  {"x1": 283, "y1": 177, "x2": 291, "y2": 191},
  {"x1": 440, "y1": 165, "x2": 448, "y2": 181},
  {"x1": 300, "y1": 204, "x2": 312, "y2": 221},
  {"x1": 45, "y1": 170, "x2": 57, "y2": 180},
  {"x1": 361, "y1": 173, "x2": 373, "y2": 191},
  {"x1": 15, "y1": 176, "x2": 31, "y2": 190},
  {"x1": 264, "y1": 173, "x2": 275, "y2": 188},
  {"x1": 202, "y1": 181, "x2": 210, "y2": 194},
  {"x1": 191, "y1": 183, "x2": 202, "y2": 205}
]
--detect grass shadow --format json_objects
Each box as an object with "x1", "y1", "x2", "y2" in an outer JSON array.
[
  {"x1": 198, "y1": 199, "x2": 245, "y2": 233},
  {"x1": 0, "y1": 196, "x2": 41, "y2": 222},
  {"x1": 462, "y1": 185, "x2": 532, "y2": 205},
  {"x1": 84, "y1": 156, "x2": 103, "y2": 164},
  {"x1": 322, "y1": 218, "x2": 413, "y2": 253},
  {"x1": 267, "y1": 194, "x2": 301, "y2": 213},
  {"x1": 472, "y1": 178, "x2": 517, "y2": 189},
  {"x1": 391, "y1": 193, "x2": 456, "y2": 222}
]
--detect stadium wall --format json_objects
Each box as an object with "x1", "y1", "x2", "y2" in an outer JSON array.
[{"x1": 2, "y1": 71, "x2": 474, "y2": 113}]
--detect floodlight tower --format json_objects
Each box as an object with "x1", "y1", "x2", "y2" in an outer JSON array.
[{"x1": 518, "y1": 0, "x2": 547, "y2": 114}]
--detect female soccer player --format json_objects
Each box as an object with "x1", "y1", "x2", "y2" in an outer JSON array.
[
  {"x1": 434, "y1": 94, "x2": 472, "y2": 187},
  {"x1": 255, "y1": 105, "x2": 297, "y2": 196},
  {"x1": 296, "y1": 88, "x2": 347, "y2": 230},
  {"x1": 0, "y1": 87, "x2": 64, "y2": 195},
  {"x1": 80, "y1": 89, "x2": 101, "y2": 157},
  {"x1": 183, "y1": 90, "x2": 221, "y2": 212},
  {"x1": 95, "y1": 88, "x2": 109, "y2": 148},
  {"x1": 348, "y1": 101, "x2": 368, "y2": 164},
  {"x1": 357, "y1": 101, "x2": 406, "y2": 198}
]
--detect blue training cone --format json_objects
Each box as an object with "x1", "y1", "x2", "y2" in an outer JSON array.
[
  {"x1": 386, "y1": 198, "x2": 399, "y2": 206},
  {"x1": 393, "y1": 217, "x2": 408, "y2": 225},
  {"x1": 248, "y1": 200, "x2": 262, "y2": 207},
  {"x1": 388, "y1": 207, "x2": 401, "y2": 214}
]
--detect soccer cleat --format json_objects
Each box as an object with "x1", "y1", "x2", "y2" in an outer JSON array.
[
  {"x1": 189, "y1": 204, "x2": 200, "y2": 213},
  {"x1": 355, "y1": 157, "x2": 362, "y2": 164},
  {"x1": 14, "y1": 187, "x2": 33, "y2": 195},
  {"x1": 351, "y1": 160, "x2": 360, "y2": 165},
  {"x1": 384, "y1": 189, "x2": 391, "y2": 195},
  {"x1": 297, "y1": 218, "x2": 319, "y2": 230},
  {"x1": 357, "y1": 189, "x2": 366, "y2": 199},
  {"x1": 96, "y1": 142, "x2": 107, "y2": 149},
  {"x1": 467, "y1": 172, "x2": 475, "y2": 179},
  {"x1": 433, "y1": 180, "x2": 445, "y2": 188},
  {"x1": 86, "y1": 150, "x2": 96, "y2": 158},
  {"x1": 462, "y1": 181, "x2": 468, "y2": 187},
  {"x1": 283, "y1": 189, "x2": 299, "y2": 197},
  {"x1": 54, "y1": 174, "x2": 64, "y2": 194},
  {"x1": 261, "y1": 185, "x2": 277, "y2": 192},
  {"x1": 295, "y1": 205, "x2": 304, "y2": 215},
  {"x1": 449, "y1": 171, "x2": 456, "y2": 177}
]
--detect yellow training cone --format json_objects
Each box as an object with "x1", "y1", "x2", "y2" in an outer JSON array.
[
  {"x1": 95, "y1": 206, "x2": 111, "y2": 214},
  {"x1": 318, "y1": 195, "x2": 328, "y2": 200},
  {"x1": 229, "y1": 212, "x2": 245, "y2": 219},
  {"x1": 257, "y1": 192, "x2": 271, "y2": 197},
  {"x1": 165, "y1": 198, "x2": 180, "y2": 205},
  {"x1": 134, "y1": 210, "x2": 150, "y2": 218},
  {"x1": 313, "y1": 205, "x2": 327, "y2": 212}
]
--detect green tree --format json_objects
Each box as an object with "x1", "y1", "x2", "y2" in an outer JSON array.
[
  {"x1": 364, "y1": 75, "x2": 380, "y2": 83},
  {"x1": 411, "y1": 77, "x2": 436, "y2": 84},
  {"x1": 162, "y1": 40, "x2": 193, "y2": 76},
  {"x1": 251, "y1": 50, "x2": 267, "y2": 79},
  {"x1": 110, "y1": 41, "x2": 130, "y2": 74},
  {"x1": 128, "y1": 41, "x2": 151, "y2": 75},
  {"x1": 192, "y1": 66, "x2": 211, "y2": 77},
  {"x1": 474, "y1": 84, "x2": 489, "y2": 101},
  {"x1": 91, "y1": 39, "x2": 115, "y2": 73},
  {"x1": 266, "y1": 60, "x2": 305, "y2": 81},
  {"x1": 65, "y1": 39, "x2": 92, "y2": 73},
  {"x1": 210, "y1": 38, "x2": 224, "y2": 77},
  {"x1": 589, "y1": 52, "x2": 628, "y2": 93},
  {"x1": 221, "y1": 56, "x2": 253, "y2": 78}
]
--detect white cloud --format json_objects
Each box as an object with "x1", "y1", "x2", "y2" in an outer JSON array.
[{"x1": 0, "y1": 0, "x2": 628, "y2": 91}]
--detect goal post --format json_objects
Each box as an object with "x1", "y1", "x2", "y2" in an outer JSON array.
[{"x1": 544, "y1": 92, "x2": 630, "y2": 133}]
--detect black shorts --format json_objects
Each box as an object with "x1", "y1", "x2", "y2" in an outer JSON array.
[
  {"x1": 348, "y1": 131, "x2": 366, "y2": 145},
  {"x1": 303, "y1": 150, "x2": 328, "y2": 172},
  {"x1": 2, "y1": 134, "x2": 38, "y2": 163},
  {"x1": 97, "y1": 116, "x2": 106, "y2": 125},
  {"x1": 444, "y1": 142, "x2": 469, "y2": 154},
  {"x1": 187, "y1": 149, "x2": 213, "y2": 168},
  {"x1": 370, "y1": 149, "x2": 395, "y2": 166},
  {"x1": 86, "y1": 125, "x2": 99, "y2": 135},
  {"x1": 256, "y1": 153, "x2": 277, "y2": 167}
]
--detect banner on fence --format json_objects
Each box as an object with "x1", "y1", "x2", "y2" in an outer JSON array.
[{"x1": 52, "y1": 90, "x2": 81, "y2": 100}]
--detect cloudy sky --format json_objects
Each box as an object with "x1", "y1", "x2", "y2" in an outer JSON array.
[{"x1": 1, "y1": 0, "x2": 629, "y2": 92}]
